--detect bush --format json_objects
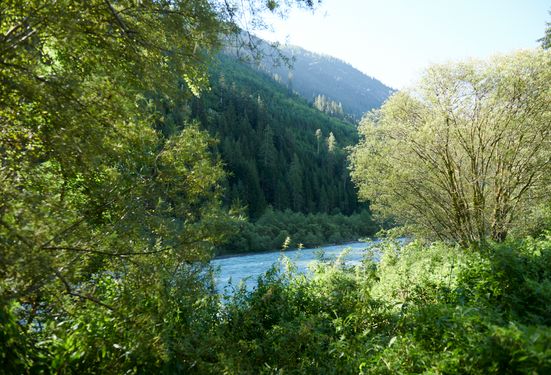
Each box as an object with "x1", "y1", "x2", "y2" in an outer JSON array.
[
  {"x1": 213, "y1": 237, "x2": 551, "y2": 374},
  {"x1": 7, "y1": 236, "x2": 550, "y2": 373},
  {"x1": 219, "y1": 209, "x2": 379, "y2": 254}
]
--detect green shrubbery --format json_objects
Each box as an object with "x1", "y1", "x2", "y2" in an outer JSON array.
[
  {"x1": 215, "y1": 236, "x2": 551, "y2": 374},
  {"x1": 3, "y1": 235, "x2": 551, "y2": 373},
  {"x1": 219, "y1": 208, "x2": 379, "y2": 254}
]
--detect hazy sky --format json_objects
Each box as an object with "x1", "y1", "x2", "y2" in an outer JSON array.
[{"x1": 255, "y1": 0, "x2": 550, "y2": 89}]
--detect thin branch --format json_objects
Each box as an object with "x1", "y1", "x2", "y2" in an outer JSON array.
[
  {"x1": 104, "y1": 0, "x2": 130, "y2": 34},
  {"x1": 43, "y1": 246, "x2": 174, "y2": 257},
  {"x1": 53, "y1": 269, "x2": 114, "y2": 311}
]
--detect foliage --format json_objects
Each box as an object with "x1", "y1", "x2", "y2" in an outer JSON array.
[
  {"x1": 214, "y1": 236, "x2": 551, "y2": 374},
  {"x1": 189, "y1": 54, "x2": 362, "y2": 218},
  {"x1": 218, "y1": 208, "x2": 379, "y2": 254},
  {"x1": 4, "y1": 1, "x2": 550, "y2": 373},
  {"x1": 350, "y1": 49, "x2": 551, "y2": 246},
  {"x1": 4, "y1": 234, "x2": 551, "y2": 372},
  {"x1": 1, "y1": 0, "x2": 226, "y2": 327},
  {"x1": 0, "y1": 0, "x2": 319, "y2": 372}
]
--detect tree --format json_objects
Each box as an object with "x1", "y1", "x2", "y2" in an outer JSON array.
[
  {"x1": 314, "y1": 94, "x2": 326, "y2": 111},
  {"x1": 539, "y1": 11, "x2": 551, "y2": 49},
  {"x1": 0, "y1": 0, "x2": 320, "y2": 370},
  {"x1": 350, "y1": 49, "x2": 551, "y2": 246},
  {"x1": 289, "y1": 154, "x2": 305, "y2": 211},
  {"x1": 326, "y1": 131, "x2": 337, "y2": 153},
  {"x1": 315, "y1": 128, "x2": 323, "y2": 154},
  {"x1": 1, "y1": 0, "x2": 227, "y2": 309}
]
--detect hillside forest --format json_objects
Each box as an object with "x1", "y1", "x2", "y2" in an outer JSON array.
[{"x1": 1, "y1": 1, "x2": 551, "y2": 374}]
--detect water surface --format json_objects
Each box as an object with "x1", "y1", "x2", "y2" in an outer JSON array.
[{"x1": 212, "y1": 240, "x2": 380, "y2": 292}]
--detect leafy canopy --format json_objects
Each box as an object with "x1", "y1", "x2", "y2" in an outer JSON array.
[
  {"x1": 350, "y1": 49, "x2": 551, "y2": 246},
  {"x1": 0, "y1": 0, "x2": 318, "y2": 371}
]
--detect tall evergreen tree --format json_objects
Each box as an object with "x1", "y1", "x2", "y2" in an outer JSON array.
[
  {"x1": 289, "y1": 154, "x2": 305, "y2": 212},
  {"x1": 327, "y1": 132, "x2": 337, "y2": 153}
]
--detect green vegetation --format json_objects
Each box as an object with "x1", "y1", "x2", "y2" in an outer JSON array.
[
  {"x1": 193, "y1": 48, "x2": 550, "y2": 373},
  {"x1": 215, "y1": 237, "x2": 551, "y2": 374},
  {"x1": 350, "y1": 49, "x2": 551, "y2": 246},
  {"x1": 219, "y1": 208, "x2": 378, "y2": 254},
  {"x1": 2, "y1": 1, "x2": 550, "y2": 373},
  {"x1": 0, "y1": 0, "x2": 230, "y2": 372},
  {"x1": 187, "y1": 53, "x2": 379, "y2": 253},
  {"x1": 194, "y1": 54, "x2": 363, "y2": 219},
  {"x1": 5, "y1": 236, "x2": 549, "y2": 373},
  {"x1": 153, "y1": 51, "x2": 378, "y2": 253}
]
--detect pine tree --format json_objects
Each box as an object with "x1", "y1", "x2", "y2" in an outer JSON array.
[
  {"x1": 288, "y1": 154, "x2": 305, "y2": 212},
  {"x1": 315, "y1": 128, "x2": 323, "y2": 154},
  {"x1": 327, "y1": 132, "x2": 337, "y2": 153}
]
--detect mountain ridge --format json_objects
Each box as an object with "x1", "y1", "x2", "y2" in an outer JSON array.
[{"x1": 255, "y1": 43, "x2": 395, "y2": 120}]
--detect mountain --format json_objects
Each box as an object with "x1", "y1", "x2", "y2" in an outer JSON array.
[
  {"x1": 187, "y1": 53, "x2": 362, "y2": 219},
  {"x1": 146, "y1": 48, "x2": 381, "y2": 251},
  {"x1": 257, "y1": 45, "x2": 394, "y2": 120}
]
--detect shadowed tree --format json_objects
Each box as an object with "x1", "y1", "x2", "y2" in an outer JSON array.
[{"x1": 0, "y1": 0, "x2": 321, "y2": 371}]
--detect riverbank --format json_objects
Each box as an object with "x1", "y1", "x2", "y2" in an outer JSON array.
[
  {"x1": 216, "y1": 209, "x2": 381, "y2": 256},
  {"x1": 212, "y1": 237, "x2": 551, "y2": 373},
  {"x1": 214, "y1": 238, "x2": 372, "y2": 260}
]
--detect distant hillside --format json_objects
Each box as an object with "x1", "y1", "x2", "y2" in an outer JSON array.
[
  {"x1": 149, "y1": 50, "x2": 378, "y2": 252},
  {"x1": 258, "y1": 45, "x2": 394, "y2": 120},
  {"x1": 170, "y1": 54, "x2": 363, "y2": 219}
]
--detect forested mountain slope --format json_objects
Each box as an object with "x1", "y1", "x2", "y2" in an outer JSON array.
[
  {"x1": 188, "y1": 53, "x2": 363, "y2": 219},
  {"x1": 258, "y1": 45, "x2": 394, "y2": 120}
]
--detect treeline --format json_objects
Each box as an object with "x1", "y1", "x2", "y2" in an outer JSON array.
[
  {"x1": 218, "y1": 208, "x2": 379, "y2": 254},
  {"x1": 189, "y1": 54, "x2": 362, "y2": 219}
]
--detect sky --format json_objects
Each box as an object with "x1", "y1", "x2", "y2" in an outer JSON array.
[{"x1": 255, "y1": 0, "x2": 550, "y2": 89}]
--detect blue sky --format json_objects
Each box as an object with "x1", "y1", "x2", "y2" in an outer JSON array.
[{"x1": 255, "y1": 0, "x2": 550, "y2": 89}]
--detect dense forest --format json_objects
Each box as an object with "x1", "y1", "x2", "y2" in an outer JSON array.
[
  {"x1": 200, "y1": 54, "x2": 384, "y2": 251},
  {"x1": 155, "y1": 52, "x2": 381, "y2": 252},
  {"x1": 1, "y1": 1, "x2": 551, "y2": 374},
  {"x1": 195, "y1": 54, "x2": 361, "y2": 218}
]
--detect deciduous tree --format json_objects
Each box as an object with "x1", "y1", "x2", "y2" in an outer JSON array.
[
  {"x1": 1, "y1": 0, "x2": 320, "y2": 370},
  {"x1": 350, "y1": 49, "x2": 551, "y2": 246}
]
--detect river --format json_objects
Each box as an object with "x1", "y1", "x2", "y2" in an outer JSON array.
[{"x1": 211, "y1": 240, "x2": 381, "y2": 292}]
